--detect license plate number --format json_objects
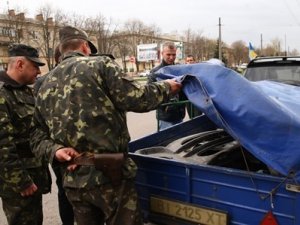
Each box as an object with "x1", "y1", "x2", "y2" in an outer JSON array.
[{"x1": 150, "y1": 196, "x2": 228, "y2": 225}]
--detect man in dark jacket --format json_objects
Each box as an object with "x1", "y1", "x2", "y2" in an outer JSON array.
[
  {"x1": 0, "y1": 44, "x2": 51, "y2": 225},
  {"x1": 148, "y1": 41, "x2": 186, "y2": 130}
]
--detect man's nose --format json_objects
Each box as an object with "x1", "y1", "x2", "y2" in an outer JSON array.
[{"x1": 36, "y1": 67, "x2": 41, "y2": 75}]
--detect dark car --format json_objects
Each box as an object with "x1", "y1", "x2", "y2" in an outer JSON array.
[{"x1": 244, "y1": 56, "x2": 300, "y2": 86}]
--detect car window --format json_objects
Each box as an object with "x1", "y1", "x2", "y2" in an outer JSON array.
[{"x1": 245, "y1": 65, "x2": 300, "y2": 82}]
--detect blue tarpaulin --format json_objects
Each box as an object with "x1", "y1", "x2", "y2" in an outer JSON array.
[{"x1": 156, "y1": 62, "x2": 300, "y2": 182}]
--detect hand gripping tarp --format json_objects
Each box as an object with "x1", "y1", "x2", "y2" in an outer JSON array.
[{"x1": 155, "y1": 62, "x2": 300, "y2": 182}]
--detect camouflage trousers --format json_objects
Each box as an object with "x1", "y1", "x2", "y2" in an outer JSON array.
[
  {"x1": 65, "y1": 179, "x2": 143, "y2": 225},
  {"x1": 1, "y1": 193, "x2": 43, "y2": 225}
]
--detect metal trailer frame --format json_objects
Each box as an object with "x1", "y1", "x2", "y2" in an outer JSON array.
[{"x1": 129, "y1": 116, "x2": 300, "y2": 225}]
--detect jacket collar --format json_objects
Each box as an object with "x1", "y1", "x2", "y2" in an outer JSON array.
[
  {"x1": 161, "y1": 60, "x2": 174, "y2": 67},
  {"x1": 0, "y1": 70, "x2": 24, "y2": 88},
  {"x1": 61, "y1": 51, "x2": 86, "y2": 61}
]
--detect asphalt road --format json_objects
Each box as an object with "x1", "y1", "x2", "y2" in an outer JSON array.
[{"x1": 0, "y1": 111, "x2": 158, "y2": 225}]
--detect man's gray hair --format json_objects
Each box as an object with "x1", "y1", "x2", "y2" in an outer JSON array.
[{"x1": 162, "y1": 41, "x2": 176, "y2": 49}]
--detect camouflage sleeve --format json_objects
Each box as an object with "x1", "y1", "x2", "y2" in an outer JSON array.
[
  {"x1": 0, "y1": 96, "x2": 33, "y2": 192},
  {"x1": 147, "y1": 72, "x2": 157, "y2": 83},
  {"x1": 30, "y1": 108, "x2": 64, "y2": 163},
  {"x1": 100, "y1": 59, "x2": 171, "y2": 112}
]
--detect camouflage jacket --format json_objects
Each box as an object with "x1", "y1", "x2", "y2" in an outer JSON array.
[
  {"x1": 31, "y1": 52, "x2": 171, "y2": 188},
  {"x1": 0, "y1": 71, "x2": 50, "y2": 197}
]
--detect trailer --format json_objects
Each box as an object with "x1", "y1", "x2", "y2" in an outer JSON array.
[
  {"x1": 128, "y1": 62, "x2": 300, "y2": 225},
  {"x1": 129, "y1": 115, "x2": 299, "y2": 225}
]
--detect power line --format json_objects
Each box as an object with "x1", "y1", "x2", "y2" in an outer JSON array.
[{"x1": 283, "y1": 0, "x2": 300, "y2": 26}]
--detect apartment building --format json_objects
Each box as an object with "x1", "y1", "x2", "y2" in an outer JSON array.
[{"x1": 0, "y1": 9, "x2": 58, "y2": 74}]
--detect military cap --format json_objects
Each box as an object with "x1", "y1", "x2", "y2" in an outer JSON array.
[
  {"x1": 8, "y1": 44, "x2": 45, "y2": 66},
  {"x1": 59, "y1": 26, "x2": 97, "y2": 54}
]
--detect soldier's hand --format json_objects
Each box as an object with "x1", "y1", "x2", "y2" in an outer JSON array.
[
  {"x1": 55, "y1": 147, "x2": 80, "y2": 171},
  {"x1": 55, "y1": 147, "x2": 79, "y2": 162},
  {"x1": 20, "y1": 183, "x2": 38, "y2": 197},
  {"x1": 165, "y1": 79, "x2": 182, "y2": 95}
]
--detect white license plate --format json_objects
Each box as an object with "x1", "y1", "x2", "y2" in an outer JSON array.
[{"x1": 150, "y1": 196, "x2": 228, "y2": 225}]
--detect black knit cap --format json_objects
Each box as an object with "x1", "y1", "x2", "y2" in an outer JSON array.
[
  {"x1": 59, "y1": 26, "x2": 97, "y2": 54},
  {"x1": 8, "y1": 44, "x2": 45, "y2": 66}
]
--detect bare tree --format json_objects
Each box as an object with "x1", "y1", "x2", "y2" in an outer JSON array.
[
  {"x1": 123, "y1": 19, "x2": 146, "y2": 67},
  {"x1": 31, "y1": 5, "x2": 68, "y2": 69},
  {"x1": 118, "y1": 19, "x2": 161, "y2": 72},
  {"x1": 231, "y1": 40, "x2": 248, "y2": 65},
  {"x1": 182, "y1": 29, "x2": 217, "y2": 62},
  {"x1": 66, "y1": 12, "x2": 87, "y2": 29},
  {"x1": 263, "y1": 45, "x2": 277, "y2": 56},
  {"x1": 183, "y1": 28, "x2": 193, "y2": 56},
  {"x1": 262, "y1": 38, "x2": 283, "y2": 57},
  {"x1": 289, "y1": 48, "x2": 299, "y2": 56},
  {"x1": 84, "y1": 14, "x2": 118, "y2": 54},
  {"x1": 183, "y1": 28, "x2": 203, "y2": 59},
  {"x1": 112, "y1": 35, "x2": 130, "y2": 72}
]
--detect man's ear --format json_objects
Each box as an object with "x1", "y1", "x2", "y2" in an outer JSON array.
[
  {"x1": 16, "y1": 58, "x2": 25, "y2": 70},
  {"x1": 81, "y1": 42, "x2": 90, "y2": 55}
]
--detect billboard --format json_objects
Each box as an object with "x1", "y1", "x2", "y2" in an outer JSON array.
[
  {"x1": 174, "y1": 42, "x2": 184, "y2": 60},
  {"x1": 137, "y1": 43, "x2": 158, "y2": 62}
]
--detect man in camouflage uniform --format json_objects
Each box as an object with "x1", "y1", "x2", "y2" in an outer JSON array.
[
  {"x1": 30, "y1": 25, "x2": 182, "y2": 225},
  {"x1": 0, "y1": 44, "x2": 51, "y2": 225},
  {"x1": 34, "y1": 46, "x2": 75, "y2": 225}
]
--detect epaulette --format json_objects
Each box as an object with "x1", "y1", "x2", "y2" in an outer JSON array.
[{"x1": 90, "y1": 53, "x2": 115, "y2": 60}]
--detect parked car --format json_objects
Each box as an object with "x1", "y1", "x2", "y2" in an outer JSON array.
[
  {"x1": 138, "y1": 70, "x2": 150, "y2": 77},
  {"x1": 244, "y1": 56, "x2": 300, "y2": 86}
]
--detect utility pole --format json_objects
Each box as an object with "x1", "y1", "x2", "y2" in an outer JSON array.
[
  {"x1": 260, "y1": 33, "x2": 263, "y2": 56},
  {"x1": 284, "y1": 34, "x2": 287, "y2": 56},
  {"x1": 218, "y1": 17, "x2": 222, "y2": 60}
]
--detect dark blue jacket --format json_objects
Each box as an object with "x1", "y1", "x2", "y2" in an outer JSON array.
[{"x1": 148, "y1": 61, "x2": 186, "y2": 122}]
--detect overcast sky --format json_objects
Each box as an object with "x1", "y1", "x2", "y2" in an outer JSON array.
[{"x1": 3, "y1": 0, "x2": 300, "y2": 52}]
